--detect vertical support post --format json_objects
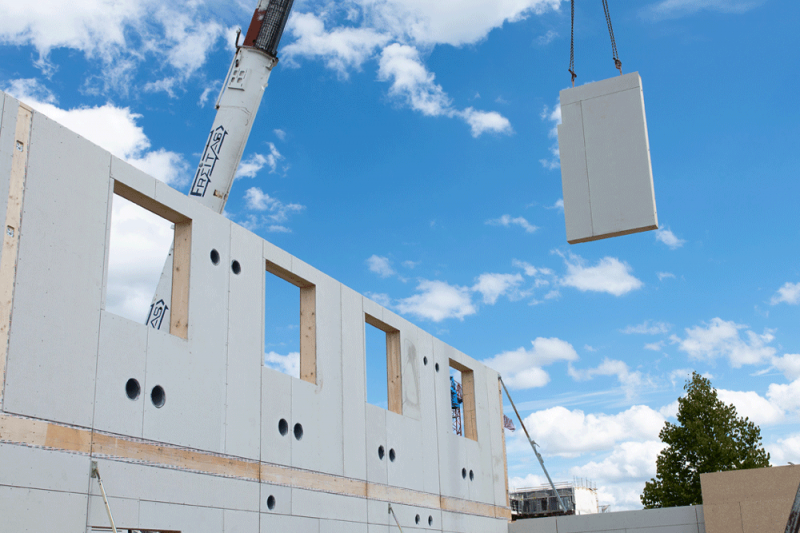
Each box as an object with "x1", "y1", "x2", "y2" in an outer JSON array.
[
  {"x1": 386, "y1": 329, "x2": 401, "y2": 415},
  {"x1": 0, "y1": 104, "x2": 32, "y2": 411},
  {"x1": 170, "y1": 220, "x2": 191, "y2": 339},
  {"x1": 499, "y1": 379, "x2": 510, "y2": 509},
  {"x1": 299, "y1": 285, "x2": 316, "y2": 384}
]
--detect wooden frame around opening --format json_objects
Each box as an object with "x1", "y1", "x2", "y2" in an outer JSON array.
[
  {"x1": 265, "y1": 259, "x2": 317, "y2": 385},
  {"x1": 365, "y1": 313, "x2": 401, "y2": 415},
  {"x1": 112, "y1": 181, "x2": 192, "y2": 340},
  {"x1": 449, "y1": 359, "x2": 477, "y2": 441}
]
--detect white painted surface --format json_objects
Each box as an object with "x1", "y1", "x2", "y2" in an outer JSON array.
[
  {"x1": 4, "y1": 112, "x2": 110, "y2": 427},
  {"x1": 0, "y1": 486, "x2": 88, "y2": 531},
  {"x1": 559, "y1": 72, "x2": 658, "y2": 244},
  {"x1": 261, "y1": 365, "x2": 293, "y2": 466},
  {"x1": 341, "y1": 285, "x2": 368, "y2": 480},
  {"x1": 509, "y1": 505, "x2": 705, "y2": 533}
]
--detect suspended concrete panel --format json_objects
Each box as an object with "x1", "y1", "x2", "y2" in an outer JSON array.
[{"x1": 558, "y1": 72, "x2": 658, "y2": 244}]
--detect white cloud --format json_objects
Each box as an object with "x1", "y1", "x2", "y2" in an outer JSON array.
[
  {"x1": 568, "y1": 358, "x2": 651, "y2": 400},
  {"x1": 717, "y1": 388, "x2": 785, "y2": 426},
  {"x1": 5, "y1": 78, "x2": 188, "y2": 186},
  {"x1": 772, "y1": 354, "x2": 800, "y2": 381},
  {"x1": 767, "y1": 433, "x2": 800, "y2": 465},
  {"x1": 558, "y1": 252, "x2": 644, "y2": 297},
  {"x1": 521, "y1": 405, "x2": 665, "y2": 456},
  {"x1": 377, "y1": 43, "x2": 511, "y2": 137},
  {"x1": 365, "y1": 292, "x2": 392, "y2": 307},
  {"x1": 668, "y1": 368, "x2": 694, "y2": 387},
  {"x1": 242, "y1": 187, "x2": 305, "y2": 230},
  {"x1": 283, "y1": 12, "x2": 390, "y2": 77},
  {"x1": 620, "y1": 320, "x2": 671, "y2": 335},
  {"x1": 486, "y1": 215, "x2": 538, "y2": 234},
  {"x1": 274, "y1": 129, "x2": 287, "y2": 141},
  {"x1": 539, "y1": 100, "x2": 561, "y2": 169},
  {"x1": 655, "y1": 227, "x2": 686, "y2": 249},
  {"x1": 472, "y1": 273, "x2": 524, "y2": 304},
  {"x1": 659, "y1": 400, "x2": 679, "y2": 418},
  {"x1": 395, "y1": 279, "x2": 476, "y2": 322},
  {"x1": 672, "y1": 317, "x2": 776, "y2": 367},
  {"x1": 545, "y1": 198, "x2": 564, "y2": 211},
  {"x1": 265, "y1": 351, "x2": 299, "y2": 378},
  {"x1": 537, "y1": 30, "x2": 558, "y2": 46},
  {"x1": 508, "y1": 474, "x2": 548, "y2": 490},
  {"x1": 198, "y1": 82, "x2": 220, "y2": 108},
  {"x1": 571, "y1": 440, "x2": 665, "y2": 483},
  {"x1": 644, "y1": 341, "x2": 664, "y2": 351},
  {"x1": 459, "y1": 107, "x2": 513, "y2": 137},
  {"x1": 657, "y1": 272, "x2": 675, "y2": 281},
  {"x1": 402, "y1": 260, "x2": 420, "y2": 269},
  {"x1": 236, "y1": 144, "x2": 284, "y2": 178},
  {"x1": 367, "y1": 255, "x2": 396, "y2": 278},
  {"x1": 771, "y1": 282, "x2": 800, "y2": 305},
  {"x1": 641, "y1": 0, "x2": 765, "y2": 20},
  {"x1": 483, "y1": 337, "x2": 578, "y2": 390},
  {"x1": 767, "y1": 379, "x2": 800, "y2": 415}
]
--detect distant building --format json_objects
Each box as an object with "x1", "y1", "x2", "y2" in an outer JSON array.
[{"x1": 510, "y1": 480, "x2": 602, "y2": 519}]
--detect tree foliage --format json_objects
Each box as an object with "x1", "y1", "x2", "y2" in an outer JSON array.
[{"x1": 641, "y1": 372, "x2": 770, "y2": 508}]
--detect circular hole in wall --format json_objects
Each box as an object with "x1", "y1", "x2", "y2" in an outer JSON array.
[
  {"x1": 415, "y1": 514, "x2": 420, "y2": 525},
  {"x1": 423, "y1": 356, "x2": 428, "y2": 366},
  {"x1": 210, "y1": 249, "x2": 220, "y2": 265},
  {"x1": 267, "y1": 495, "x2": 276, "y2": 510},
  {"x1": 389, "y1": 448, "x2": 396, "y2": 462},
  {"x1": 428, "y1": 515, "x2": 433, "y2": 526},
  {"x1": 461, "y1": 468, "x2": 467, "y2": 479},
  {"x1": 435, "y1": 363, "x2": 440, "y2": 372},
  {"x1": 125, "y1": 378, "x2": 140, "y2": 400},
  {"x1": 278, "y1": 418, "x2": 289, "y2": 436},
  {"x1": 151, "y1": 385, "x2": 166, "y2": 408},
  {"x1": 469, "y1": 470, "x2": 474, "y2": 481},
  {"x1": 294, "y1": 423, "x2": 304, "y2": 441},
  {"x1": 231, "y1": 260, "x2": 241, "y2": 275},
  {"x1": 378, "y1": 445, "x2": 385, "y2": 460}
]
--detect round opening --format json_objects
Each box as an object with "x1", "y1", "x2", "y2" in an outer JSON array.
[
  {"x1": 125, "y1": 378, "x2": 140, "y2": 400},
  {"x1": 435, "y1": 363, "x2": 440, "y2": 372},
  {"x1": 428, "y1": 515, "x2": 433, "y2": 526},
  {"x1": 378, "y1": 445, "x2": 385, "y2": 460},
  {"x1": 151, "y1": 385, "x2": 166, "y2": 408},
  {"x1": 293, "y1": 423, "x2": 303, "y2": 440},
  {"x1": 267, "y1": 495, "x2": 276, "y2": 510},
  {"x1": 278, "y1": 418, "x2": 289, "y2": 436},
  {"x1": 389, "y1": 448, "x2": 396, "y2": 462},
  {"x1": 231, "y1": 260, "x2": 241, "y2": 275},
  {"x1": 461, "y1": 467, "x2": 467, "y2": 479},
  {"x1": 415, "y1": 514, "x2": 420, "y2": 525},
  {"x1": 469, "y1": 470, "x2": 474, "y2": 481},
  {"x1": 423, "y1": 356, "x2": 428, "y2": 366},
  {"x1": 210, "y1": 249, "x2": 220, "y2": 265}
]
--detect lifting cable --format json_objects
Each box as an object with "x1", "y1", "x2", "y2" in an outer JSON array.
[{"x1": 569, "y1": 0, "x2": 623, "y2": 86}]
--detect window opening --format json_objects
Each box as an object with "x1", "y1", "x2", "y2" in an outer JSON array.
[
  {"x1": 107, "y1": 182, "x2": 191, "y2": 339},
  {"x1": 449, "y1": 359, "x2": 477, "y2": 441},
  {"x1": 365, "y1": 314, "x2": 401, "y2": 414},
  {"x1": 264, "y1": 260, "x2": 316, "y2": 384}
]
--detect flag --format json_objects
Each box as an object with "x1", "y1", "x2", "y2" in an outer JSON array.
[{"x1": 503, "y1": 415, "x2": 516, "y2": 431}]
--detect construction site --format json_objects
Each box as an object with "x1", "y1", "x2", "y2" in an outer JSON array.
[{"x1": 1, "y1": 1, "x2": 800, "y2": 532}]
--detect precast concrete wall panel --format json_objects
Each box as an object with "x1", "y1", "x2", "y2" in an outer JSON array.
[
  {"x1": 223, "y1": 509, "x2": 260, "y2": 532},
  {"x1": 4, "y1": 112, "x2": 110, "y2": 427},
  {"x1": 291, "y1": 487, "x2": 368, "y2": 523},
  {"x1": 111, "y1": 156, "x2": 157, "y2": 197},
  {"x1": 260, "y1": 512, "x2": 320, "y2": 533},
  {"x1": 416, "y1": 328, "x2": 441, "y2": 495},
  {"x1": 508, "y1": 505, "x2": 704, "y2": 533},
  {"x1": 87, "y1": 494, "x2": 140, "y2": 528},
  {"x1": 366, "y1": 402, "x2": 388, "y2": 484},
  {"x1": 261, "y1": 366, "x2": 293, "y2": 465},
  {"x1": 225, "y1": 222, "x2": 264, "y2": 460},
  {"x1": 320, "y1": 519, "x2": 369, "y2": 533},
  {"x1": 93, "y1": 311, "x2": 147, "y2": 437},
  {"x1": 139, "y1": 500, "x2": 224, "y2": 532},
  {"x1": 432, "y1": 338, "x2": 468, "y2": 501},
  {"x1": 558, "y1": 73, "x2": 658, "y2": 244},
  {"x1": 386, "y1": 409, "x2": 424, "y2": 491},
  {"x1": 0, "y1": 442, "x2": 90, "y2": 493},
  {"x1": 485, "y1": 367, "x2": 508, "y2": 508},
  {"x1": 468, "y1": 364, "x2": 496, "y2": 504},
  {"x1": 341, "y1": 285, "x2": 368, "y2": 480},
  {"x1": 290, "y1": 259, "x2": 345, "y2": 476},
  {"x1": 0, "y1": 485, "x2": 88, "y2": 531},
  {"x1": 259, "y1": 482, "x2": 292, "y2": 514}
]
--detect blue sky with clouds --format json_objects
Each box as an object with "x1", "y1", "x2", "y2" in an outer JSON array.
[{"x1": 2, "y1": 0, "x2": 799, "y2": 511}]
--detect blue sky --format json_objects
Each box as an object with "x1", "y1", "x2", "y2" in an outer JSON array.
[{"x1": 2, "y1": 0, "x2": 799, "y2": 511}]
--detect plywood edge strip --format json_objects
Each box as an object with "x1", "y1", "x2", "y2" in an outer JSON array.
[
  {"x1": 0, "y1": 413, "x2": 508, "y2": 520},
  {"x1": 0, "y1": 104, "x2": 33, "y2": 411}
]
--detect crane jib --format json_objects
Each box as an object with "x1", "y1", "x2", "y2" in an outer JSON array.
[{"x1": 243, "y1": 0, "x2": 295, "y2": 58}]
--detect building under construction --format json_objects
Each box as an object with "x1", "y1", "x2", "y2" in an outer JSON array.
[{"x1": 510, "y1": 480, "x2": 601, "y2": 519}]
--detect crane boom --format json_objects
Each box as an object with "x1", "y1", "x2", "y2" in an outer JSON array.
[{"x1": 145, "y1": 0, "x2": 294, "y2": 333}]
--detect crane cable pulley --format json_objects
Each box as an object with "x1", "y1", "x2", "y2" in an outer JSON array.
[{"x1": 569, "y1": 0, "x2": 623, "y2": 87}]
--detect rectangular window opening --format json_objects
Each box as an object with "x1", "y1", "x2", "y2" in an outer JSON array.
[
  {"x1": 108, "y1": 181, "x2": 191, "y2": 339},
  {"x1": 365, "y1": 314, "x2": 401, "y2": 414},
  {"x1": 264, "y1": 259, "x2": 316, "y2": 384},
  {"x1": 449, "y1": 359, "x2": 477, "y2": 441}
]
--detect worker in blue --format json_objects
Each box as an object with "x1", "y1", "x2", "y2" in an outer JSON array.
[{"x1": 450, "y1": 376, "x2": 462, "y2": 410}]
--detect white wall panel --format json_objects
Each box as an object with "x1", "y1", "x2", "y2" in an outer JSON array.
[
  {"x1": 0, "y1": 442, "x2": 90, "y2": 493},
  {"x1": 261, "y1": 366, "x2": 292, "y2": 465},
  {"x1": 291, "y1": 488, "x2": 367, "y2": 523},
  {"x1": 87, "y1": 495, "x2": 140, "y2": 529},
  {"x1": 0, "y1": 486, "x2": 87, "y2": 532},
  {"x1": 139, "y1": 500, "x2": 223, "y2": 533},
  {"x1": 365, "y1": 403, "x2": 387, "y2": 485},
  {"x1": 259, "y1": 482, "x2": 292, "y2": 515},
  {"x1": 386, "y1": 409, "x2": 424, "y2": 491},
  {"x1": 320, "y1": 519, "x2": 369, "y2": 533},
  {"x1": 341, "y1": 285, "x2": 367, "y2": 480},
  {"x1": 94, "y1": 311, "x2": 147, "y2": 437},
  {"x1": 261, "y1": 513, "x2": 320, "y2": 533},
  {"x1": 4, "y1": 111, "x2": 110, "y2": 427},
  {"x1": 225, "y1": 223, "x2": 264, "y2": 460},
  {"x1": 224, "y1": 509, "x2": 260, "y2": 533},
  {"x1": 0, "y1": 93, "x2": 16, "y2": 262}
]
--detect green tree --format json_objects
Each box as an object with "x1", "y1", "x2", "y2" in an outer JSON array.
[{"x1": 641, "y1": 372, "x2": 770, "y2": 508}]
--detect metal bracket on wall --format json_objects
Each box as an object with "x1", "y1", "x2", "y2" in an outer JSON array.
[{"x1": 388, "y1": 503, "x2": 404, "y2": 532}]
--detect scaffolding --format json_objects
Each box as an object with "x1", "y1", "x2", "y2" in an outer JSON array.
[{"x1": 451, "y1": 377, "x2": 463, "y2": 436}]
